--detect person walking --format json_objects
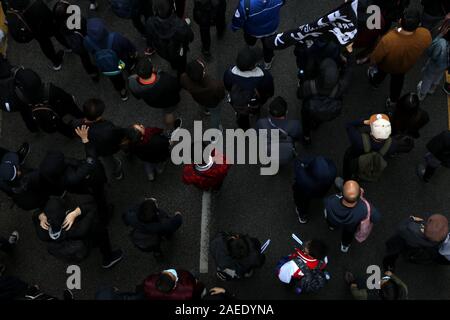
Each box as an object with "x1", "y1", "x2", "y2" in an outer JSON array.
[
  {"x1": 231, "y1": 0, "x2": 285, "y2": 70},
  {"x1": 181, "y1": 59, "x2": 225, "y2": 129},
  {"x1": 324, "y1": 180, "x2": 381, "y2": 253},
  {"x1": 292, "y1": 155, "x2": 337, "y2": 224},
  {"x1": 368, "y1": 8, "x2": 432, "y2": 110}
]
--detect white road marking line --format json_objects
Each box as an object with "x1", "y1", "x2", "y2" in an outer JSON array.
[{"x1": 199, "y1": 191, "x2": 212, "y2": 274}]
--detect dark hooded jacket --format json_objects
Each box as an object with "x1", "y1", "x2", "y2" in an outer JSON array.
[
  {"x1": 72, "y1": 118, "x2": 125, "y2": 157},
  {"x1": 33, "y1": 195, "x2": 97, "y2": 244},
  {"x1": 324, "y1": 194, "x2": 381, "y2": 230},
  {"x1": 7, "y1": 0, "x2": 55, "y2": 37},
  {"x1": 0, "y1": 56, "x2": 27, "y2": 113},
  {"x1": 38, "y1": 143, "x2": 106, "y2": 197},
  {"x1": 123, "y1": 203, "x2": 182, "y2": 252},
  {"x1": 426, "y1": 130, "x2": 450, "y2": 167},
  {"x1": 210, "y1": 232, "x2": 265, "y2": 278},
  {"x1": 293, "y1": 156, "x2": 337, "y2": 198},
  {"x1": 145, "y1": 12, "x2": 194, "y2": 61},
  {"x1": 84, "y1": 18, "x2": 137, "y2": 69}
]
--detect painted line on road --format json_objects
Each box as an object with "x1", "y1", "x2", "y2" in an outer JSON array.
[{"x1": 199, "y1": 191, "x2": 212, "y2": 274}]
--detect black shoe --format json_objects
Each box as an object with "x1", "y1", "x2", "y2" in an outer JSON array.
[
  {"x1": 63, "y1": 289, "x2": 74, "y2": 300},
  {"x1": 16, "y1": 142, "x2": 30, "y2": 165},
  {"x1": 443, "y1": 81, "x2": 450, "y2": 95},
  {"x1": 52, "y1": 51, "x2": 65, "y2": 71},
  {"x1": 416, "y1": 164, "x2": 429, "y2": 182},
  {"x1": 102, "y1": 249, "x2": 123, "y2": 269},
  {"x1": 120, "y1": 90, "x2": 129, "y2": 102},
  {"x1": 0, "y1": 264, "x2": 5, "y2": 276},
  {"x1": 344, "y1": 271, "x2": 355, "y2": 285}
]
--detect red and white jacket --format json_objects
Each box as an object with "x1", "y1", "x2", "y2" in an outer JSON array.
[{"x1": 278, "y1": 248, "x2": 327, "y2": 284}]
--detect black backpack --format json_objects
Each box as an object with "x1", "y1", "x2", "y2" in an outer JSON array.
[
  {"x1": 6, "y1": 0, "x2": 36, "y2": 43},
  {"x1": 18, "y1": 84, "x2": 60, "y2": 133},
  {"x1": 302, "y1": 86, "x2": 343, "y2": 123},
  {"x1": 293, "y1": 258, "x2": 327, "y2": 294},
  {"x1": 0, "y1": 66, "x2": 23, "y2": 112},
  {"x1": 229, "y1": 84, "x2": 260, "y2": 115}
]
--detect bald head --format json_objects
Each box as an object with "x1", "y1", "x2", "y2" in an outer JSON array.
[{"x1": 343, "y1": 180, "x2": 361, "y2": 204}]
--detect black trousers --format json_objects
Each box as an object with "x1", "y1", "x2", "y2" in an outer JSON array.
[
  {"x1": 95, "y1": 226, "x2": 114, "y2": 262},
  {"x1": 244, "y1": 33, "x2": 274, "y2": 64},
  {"x1": 0, "y1": 237, "x2": 13, "y2": 254},
  {"x1": 35, "y1": 29, "x2": 69, "y2": 66},
  {"x1": 327, "y1": 218, "x2": 356, "y2": 247},
  {"x1": 292, "y1": 184, "x2": 311, "y2": 218},
  {"x1": 132, "y1": 0, "x2": 154, "y2": 35},
  {"x1": 108, "y1": 73, "x2": 126, "y2": 93},
  {"x1": 371, "y1": 68, "x2": 405, "y2": 103},
  {"x1": 197, "y1": 1, "x2": 226, "y2": 51},
  {"x1": 79, "y1": 50, "x2": 98, "y2": 76}
]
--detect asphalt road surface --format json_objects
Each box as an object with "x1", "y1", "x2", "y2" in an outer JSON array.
[{"x1": 0, "y1": 0, "x2": 449, "y2": 300}]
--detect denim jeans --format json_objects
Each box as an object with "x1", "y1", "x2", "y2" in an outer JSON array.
[{"x1": 419, "y1": 62, "x2": 445, "y2": 96}]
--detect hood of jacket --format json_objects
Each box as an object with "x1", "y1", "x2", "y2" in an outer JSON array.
[{"x1": 86, "y1": 18, "x2": 109, "y2": 43}]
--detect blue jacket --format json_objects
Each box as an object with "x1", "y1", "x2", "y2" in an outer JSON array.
[
  {"x1": 84, "y1": 18, "x2": 137, "y2": 69},
  {"x1": 231, "y1": 0, "x2": 285, "y2": 38},
  {"x1": 293, "y1": 156, "x2": 336, "y2": 197}
]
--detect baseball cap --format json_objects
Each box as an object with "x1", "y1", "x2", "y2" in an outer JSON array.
[
  {"x1": 0, "y1": 152, "x2": 20, "y2": 181},
  {"x1": 369, "y1": 114, "x2": 391, "y2": 140}
]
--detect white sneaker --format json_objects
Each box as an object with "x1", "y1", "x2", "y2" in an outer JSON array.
[
  {"x1": 264, "y1": 58, "x2": 274, "y2": 70},
  {"x1": 184, "y1": 18, "x2": 191, "y2": 26},
  {"x1": 417, "y1": 82, "x2": 426, "y2": 101},
  {"x1": 340, "y1": 243, "x2": 350, "y2": 253},
  {"x1": 89, "y1": 2, "x2": 98, "y2": 10},
  {"x1": 147, "y1": 171, "x2": 155, "y2": 181},
  {"x1": 8, "y1": 231, "x2": 19, "y2": 245}
]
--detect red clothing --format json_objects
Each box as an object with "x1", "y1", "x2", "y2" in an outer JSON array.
[
  {"x1": 182, "y1": 153, "x2": 230, "y2": 191},
  {"x1": 140, "y1": 127, "x2": 163, "y2": 146},
  {"x1": 278, "y1": 249, "x2": 327, "y2": 283},
  {"x1": 143, "y1": 270, "x2": 205, "y2": 300}
]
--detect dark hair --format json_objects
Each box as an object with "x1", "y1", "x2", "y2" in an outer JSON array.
[
  {"x1": 269, "y1": 96, "x2": 288, "y2": 117},
  {"x1": 397, "y1": 92, "x2": 419, "y2": 112},
  {"x1": 124, "y1": 126, "x2": 142, "y2": 144},
  {"x1": 53, "y1": 1, "x2": 70, "y2": 24},
  {"x1": 228, "y1": 237, "x2": 249, "y2": 259},
  {"x1": 380, "y1": 280, "x2": 400, "y2": 300},
  {"x1": 153, "y1": 0, "x2": 173, "y2": 19},
  {"x1": 236, "y1": 47, "x2": 257, "y2": 71},
  {"x1": 306, "y1": 239, "x2": 328, "y2": 260},
  {"x1": 137, "y1": 199, "x2": 158, "y2": 223},
  {"x1": 401, "y1": 9, "x2": 420, "y2": 31},
  {"x1": 136, "y1": 57, "x2": 154, "y2": 79},
  {"x1": 83, "y1": 98, "x2": 105, "y2": 121},
  {"x1": 155, "y1": 273, "x2": 176, "y2": 293},
  {"x1": 186, "y1": 60, "x2": 205, "y2": 83}
]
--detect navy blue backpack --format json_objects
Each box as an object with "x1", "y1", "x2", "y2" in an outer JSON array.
[{"x1": 85, "y1": 33, "x2": 124, "y2": 76}]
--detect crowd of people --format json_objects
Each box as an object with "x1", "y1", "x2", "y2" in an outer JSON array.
[{"x1": 0, "y1": 0, "x2": 449, "y2": 300}]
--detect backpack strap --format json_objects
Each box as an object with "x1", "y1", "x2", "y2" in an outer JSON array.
[
  {"x1": 378, "y1": 137, "x2": 392, "y2": 157},
  {"x1": 361, "y1": 133, "x2": 372, "y2": 154},
  {"x1": 244, "y1": 0, "x2": 251, "y2": 19}
]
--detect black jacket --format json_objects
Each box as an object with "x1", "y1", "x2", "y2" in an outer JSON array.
[
  {"x1": 123, "y1": 204, "x2": 182, "y2": 252},
  {"x1": 38, "y1": 143, "x2": 106, "y2": 196},
  {"x1": 128, "y1": 71, "x2": 180, "y2": 109},
  {"x1": 210, "y1": 232, "x2": 265, "y2": 278},
  {"x1": 391, "y1": 108, "x2": 429, "y2": 139},
  {"x1": 427, "y1": 130, "x2": 450, "y2": 167},
  {"x1": 33, "y1": 195, "x2": 97, "y2": 243},
  {"x1": 0, "y1": 169, "x2": 49, "y2": 211},
  {"x1": 145, "y1": 13, "x2": 194, "y2": 61},
  {"x1": 8, "y1": 0, "x2": 55, "y2": 37},
  {"x1": 73, "y1": 119, "x2": 125, "y2": 157}
]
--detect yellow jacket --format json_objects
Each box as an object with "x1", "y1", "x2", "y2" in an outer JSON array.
[{"x1": 0, "y1": 2, "x2": 8, "y2": 55}]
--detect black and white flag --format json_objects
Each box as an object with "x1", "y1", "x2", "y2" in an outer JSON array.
[{"x1": 265, "y1": 0, "x2": 359, "y2": 50}]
